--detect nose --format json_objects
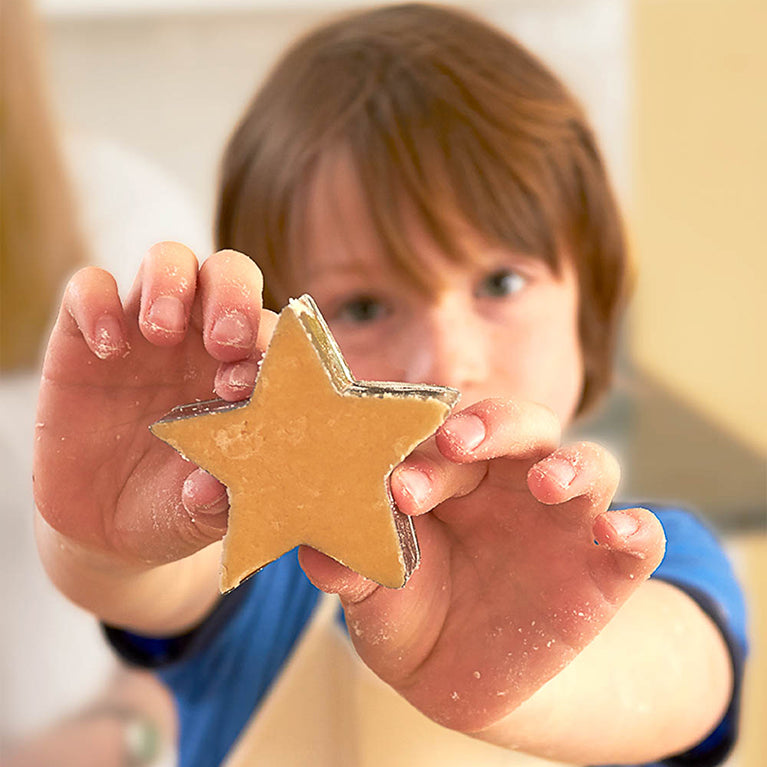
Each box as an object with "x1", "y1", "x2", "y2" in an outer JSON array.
[{"x1": 402, "y1": 297, "x2": 491, "y2": 392}]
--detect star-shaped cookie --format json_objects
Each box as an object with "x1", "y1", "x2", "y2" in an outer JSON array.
[{"x1": 151, "y1": 295, "x2": 458, "y2": 592}]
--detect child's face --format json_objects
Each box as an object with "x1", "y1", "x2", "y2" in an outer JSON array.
[{"x1": 292, "y1": 156, "x2": 584, "y2": 428}]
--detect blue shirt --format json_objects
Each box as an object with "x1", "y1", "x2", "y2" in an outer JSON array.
[{"x1": 106, "y1": 506, "x2": 748, "y2": 767}]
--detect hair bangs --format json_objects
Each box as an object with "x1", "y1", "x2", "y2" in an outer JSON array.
[{"x1": 320, "y1": 65, "x2": 566, "y2": 298}]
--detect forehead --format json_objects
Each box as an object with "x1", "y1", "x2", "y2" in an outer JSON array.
[
  {"x1": 300, "y1": 151, "x2": 384, "y2": 277},
  {"x1": 293, "y1": 149, "x2": 505, "y2": 290}
]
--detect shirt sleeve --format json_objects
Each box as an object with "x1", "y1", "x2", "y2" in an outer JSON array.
[{"x1": 639, "y1": 506, "x2": 748, "y2": 767}]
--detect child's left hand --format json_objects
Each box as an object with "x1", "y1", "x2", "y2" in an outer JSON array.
[{"x1": 298, "y1": 398, "x2": 666, "y2": 732}]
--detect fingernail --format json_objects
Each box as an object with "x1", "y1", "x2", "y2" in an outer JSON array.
[
  {"x1": 443, "y1": 414, "x2": 486, "y2": 452},
  {"x1": 399, "y1": 467, "x2": 431, "y2": 506},
  {"x1": 609, "y1": 511, "x2": 640, "y2": 538},
  {"x1": 182, "y1": 472, "x2": 228, "y2": 515},
  {"x1": 147, "y1": 295, "x2": 186, "y2": 333},
  {"x1": 225, "y1": 360, "x2": 258, "y2": 390},
  {"x1": 543, "y1": 458, "x2": 576, "y2": 488},
  {"x1": 211, "y1": 310, "x2": 253, "y2": 348},
  {"x1": 92, "y1": 315, "x2": 127, "y2": 359}
]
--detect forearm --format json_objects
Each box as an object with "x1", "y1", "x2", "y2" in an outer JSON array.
[
  {"x1": 477, "y1": 580, "x2": 733, "y2": 764},
  {"x1": 35, "y1": 511, "x2": 222, "y2": 635}
]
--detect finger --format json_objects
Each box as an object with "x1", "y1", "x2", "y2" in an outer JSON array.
[
  {"x1": 199, "y1": 250, "x2": 264, "y2": 363},
  {"x1": 393, "y1": 400, "x2": 560, "y2": 517},
  {"x1": 527, "y1": 441, "x2": 621, "y2": 510},
  {"x1": 213, "y1": 309, "x2": 279, "y2": 401},
  {"x1": 593, "y1": 507, "x2": 666, "y2": 565},
  {"x1": 214, "y1": 358, "x2": 261, "y2": 402},
  {"x1": 138, "y1": 242, "x2": 199, "y2": 346},
  {"x1": 390, "y1": 441, "x2": 486, "y2": 516},
  {"x1": 590, "y1": 507, "x2": 667, "y2": 598},
  {"x1": 435, "y1": 398, "x2": 561, "y2": 464},
  {"x1": 60, "y1": 266, "x2": 130, "y2": 360},
  {"x1": 298, "y1": 545, "x2": 379, "y2": 604},
  {"x1": 181, "y1": 468, "x2": 229, "y2": 520}
]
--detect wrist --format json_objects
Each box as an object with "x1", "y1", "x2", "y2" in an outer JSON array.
[{"x1": 35, "y1": 510, "x2": 221, "y2": 633}]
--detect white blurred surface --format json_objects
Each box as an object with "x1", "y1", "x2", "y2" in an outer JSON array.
[
  {"x1": 41, "y1": 0, "x2": 629, "y2": 250},
  {"x1": 0, "y1": 373, "x2": 113, "y2": 741}
]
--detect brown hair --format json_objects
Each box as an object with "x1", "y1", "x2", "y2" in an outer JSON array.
[
  {"x1": 0, "y1": 0, "x2": 87, "y2": 372},
  {"x1": 216, "y1": 3, "x2": 629, "y2": 413}
]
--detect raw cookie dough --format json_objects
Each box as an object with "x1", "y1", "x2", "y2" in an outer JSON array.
[{"x1": 151, "y1": 295, "x2": 458, "y2": 591}]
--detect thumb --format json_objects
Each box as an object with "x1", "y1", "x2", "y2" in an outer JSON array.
[
  {"x1": 158, "y1": 468, "x2": 229, "y2": 557},
  {"x1": 181, "y1": 469, "x2": 230, "y2": 530},
  {"x1": 108, "y1": 462, "x2": 229, "y2": 565},
  {"x1": 181, "y1": 469, "x2": 229, "y2": 529}
]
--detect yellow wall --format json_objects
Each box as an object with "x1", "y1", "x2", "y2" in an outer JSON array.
[
  {"x1": 631, "y1": 4, "x2": 766, "y2": 766},
  {"x1": 726, "y1": 532, "x2": 766, "y2": 767},
  {"x1": 630, "y1": 0, "x2": 767, "y2": 455}
]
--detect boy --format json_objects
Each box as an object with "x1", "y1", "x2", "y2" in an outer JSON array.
[{"x1": 33, "y1": 4, "x2": 746, "y2": 766}]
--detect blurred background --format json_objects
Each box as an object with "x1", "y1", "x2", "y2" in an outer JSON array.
[{"x1": 2, "y1": 0, "x2": 764, "y2": 764}]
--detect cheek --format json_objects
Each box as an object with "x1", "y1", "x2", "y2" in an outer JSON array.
[
  {"x1": 545, "y1": 335, "x2": 584, "y2": 425},
  {"x1": 490, "y1": 308, "x2": 583, "y2": 424},
  {"x1": 529, "y1": 307, "x2": 584, "y2": 424}
]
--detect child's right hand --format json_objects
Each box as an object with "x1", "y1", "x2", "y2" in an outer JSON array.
[{"x1": 34, "y1": 243, "x2": 270, "y2": 570}]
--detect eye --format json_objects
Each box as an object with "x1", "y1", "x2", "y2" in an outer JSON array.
[
  {"x1": 476, "y1": 268, "x2": 526, "y2": 298},
  {"x1": 334, "y1": 296, "x2": 388, "y2": 325}
]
